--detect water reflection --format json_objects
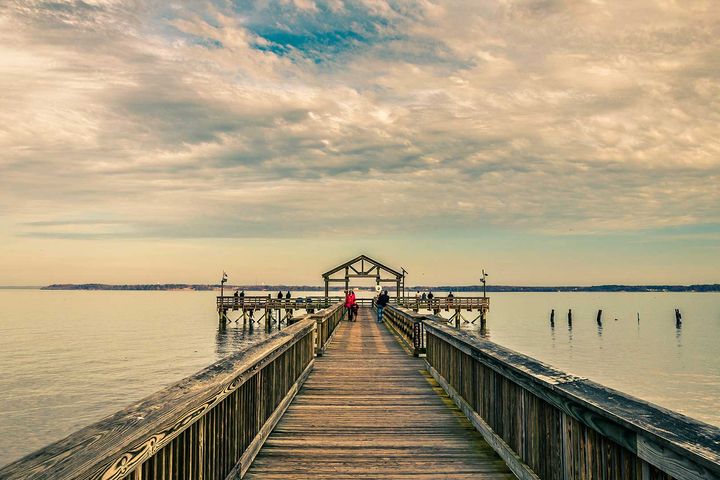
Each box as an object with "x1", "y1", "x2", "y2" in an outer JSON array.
[
  {"x1": 478, "y1": 324, "x2": 490, "y2": 338},
  {"x1": 215, "y1": 322, "x2": 269, "y2": 359}
]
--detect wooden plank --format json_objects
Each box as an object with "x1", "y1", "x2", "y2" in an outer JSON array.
[
  {"x1": 637, "y1": 434, "x2": 719, "y2": 480},
  {"x1": 244, "y1": 308, "x2": 514, "y2": 479}
]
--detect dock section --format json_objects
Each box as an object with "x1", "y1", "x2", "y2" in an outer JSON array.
[{"x1": 245, "y1": 307, "x2": 513, "y2": 479}]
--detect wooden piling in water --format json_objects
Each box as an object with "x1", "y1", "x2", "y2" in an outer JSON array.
[
  {"x1": 550, "y1": 309, "x2": 555, "y2": 327},
  {"x1": 596, "y1": 309, "x2": 602, "y2": 325},
  {"x1": 567, "y1": 308, "x2": 572, "y2": 326},
  {"x1": 675, "y1": 308, "x2": 682, "y2": 327}
]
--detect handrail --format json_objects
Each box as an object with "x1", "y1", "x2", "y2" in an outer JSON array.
[
  {"x1": 217, "y1": 296, "x2": 342, "y2": 310},
  {"x1": 381, "y1": 305, "x2": 427, "y2": 356},
  {"x1": 0, "y1": 317, "x2": 320, "y2": 480},
  {"x1": 395, "y1": 296, "x2": 489, "y2": 311},
  {"x1": 422, "y1": 316, "x2": 720, "y2": 480},
  {"x1": 309, "y1": 303, "x2": 345, "y2": 356},
  {"x1": 216, "y1": 296, "x2": 488, "y2": 311}
]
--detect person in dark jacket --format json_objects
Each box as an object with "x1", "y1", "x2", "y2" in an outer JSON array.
[
  {"x1": 285, "y1": 291, "x2": 291, "y2": 299},
  {"x1": 277, "y1": 291, "x2": 283, "y2": 299},
  {"x1": 376, "y1": 290, "x2": 390, "y2": 322}
]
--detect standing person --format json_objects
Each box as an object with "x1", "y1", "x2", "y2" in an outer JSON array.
[
  {"x1": 345, "y1": 289, "x2": 356, "y2": 321},
  {"x1": 428, "y1": 291, "x2": 434, "y2": 299},
  {"x1": 277, "y1": 291, "x2": 283, "y2": 299},
  {"x1": 421, "y1": 292, "x2": 427, "y2": 300},
  {"x1": 285, "y1": 291, "x2": 291, "y2": 299},
  {"x1": 376, "y1": 290, "x2": 390, "y2": 322}
]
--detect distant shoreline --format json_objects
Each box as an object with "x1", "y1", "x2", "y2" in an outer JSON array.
[{"x1": 31, "y1": 283, "x2": 720, "y2": 292}]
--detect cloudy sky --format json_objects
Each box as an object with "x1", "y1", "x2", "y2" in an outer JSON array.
[{"x1": 1, "y1": 0, "x2": 718, "y2": 286}]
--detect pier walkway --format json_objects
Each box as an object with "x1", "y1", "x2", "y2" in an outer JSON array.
[{"x1": 245, "y1": 307, "x2": 513, "y2": 479}]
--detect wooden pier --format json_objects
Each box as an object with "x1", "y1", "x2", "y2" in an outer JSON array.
[
  {"x1": 216, "y1": 294, "x2": 490, "y2": 329},
  {"x1": 244, "y1": 307, "x2": 512, "y2": 479},
  {"x1": 2, "y1": 284, "x2": 719, "y2": 478}
]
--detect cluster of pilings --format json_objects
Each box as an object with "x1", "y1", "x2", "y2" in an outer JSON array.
[{"x1": 549, "y1": 308, "x2": 684, "y2": 329}]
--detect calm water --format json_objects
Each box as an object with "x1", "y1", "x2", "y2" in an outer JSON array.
[{"x1": 0, "y1": 290, "x2": 719, "y2": 467}]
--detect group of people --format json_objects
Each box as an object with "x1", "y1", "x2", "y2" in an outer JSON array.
[
  {"x1": 414, "y1": 291, "x2": 436, "y2": 300},
  {"x1": 344, "y1": 289, "x2": 391, "y2": 323},
  {"x1": 343, "y1": 289, "x2": 359, "y2": 321},
  {"x1": 234, "y1": 290, "x2": 292, "y2": 299}
]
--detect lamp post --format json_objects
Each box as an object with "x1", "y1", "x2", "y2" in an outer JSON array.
[
  {"x1": 401, "y1": 267, "x2": 408, "y2": 300},
  {"x1": 480, "y1": 269, "x2": 488, "y2": 299},
  {"x1": 221, "y1": 271, "x2": 228, "y2": 298}
]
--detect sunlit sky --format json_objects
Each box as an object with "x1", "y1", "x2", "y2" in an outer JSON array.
[{"x1": 1, "y1": 1, "x2": 719, "y2": 286}]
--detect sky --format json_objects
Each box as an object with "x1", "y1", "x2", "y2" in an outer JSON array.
[{"x1": 1, "y1": 0, "x2": 719, "y2": 286}]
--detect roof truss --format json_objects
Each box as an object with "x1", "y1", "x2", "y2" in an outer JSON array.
[{"x1": 322, "y1": 255, "x2": 403, "y2": 280}]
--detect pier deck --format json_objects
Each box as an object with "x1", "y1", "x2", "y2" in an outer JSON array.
[{"x1": 245, "y1": 307, "x2": 513, "y2": 479}]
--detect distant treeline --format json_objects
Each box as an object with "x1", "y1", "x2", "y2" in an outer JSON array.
[
  {"x1": 41, "y1": 284, "x2": 327, "y2": 291},
  {"x1": 42, "y1": 284, "x2": 217, "y2": 291},
  {"x1": 414, "y1": 284, "x2": 720, "y2": 293},
  {"x1": 41, "y1": 283, "x2": 720, "y2": 292}
]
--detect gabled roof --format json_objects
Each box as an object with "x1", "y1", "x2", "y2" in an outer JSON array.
[{"x1": 322, "y1": 254, "x2": 403, "y2": 278}]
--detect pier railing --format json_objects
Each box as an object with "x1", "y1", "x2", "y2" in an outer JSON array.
[
  {"x1": 396, "y1": 296, "x2": 489, "y2": 311},
  {"x1": 0, "y1": 312, "x2": 332, "y2": 480},
  {"x1": 422, "y1": 316, "x2": 720, "y2": 480},
  {"x1": 311, "y1": 303, "x2": 345, "y2": 356},
  {"x1": 216, "y1": 295, "x2": 488, "y2": 312},
  {"x1": 217, "y1": 295, "x2": 342, "y2": 311},
  {"x1": 381, "y1": 306, "x2": 427, "y2": 356}
]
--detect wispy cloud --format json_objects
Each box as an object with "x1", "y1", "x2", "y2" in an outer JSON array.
[{"x1": 1, "y1": 0, "x2": 719, "y2": 244}]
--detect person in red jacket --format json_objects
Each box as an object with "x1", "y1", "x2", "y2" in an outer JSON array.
[{"x1": 344, "y1": 289, "x2": 357, "y2": 321}]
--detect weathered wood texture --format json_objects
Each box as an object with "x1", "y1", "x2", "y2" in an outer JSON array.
[
  {"x1": 0, "y1": 315, "x2": 322, "y2": 480},
  {"x1": 311, "y1": 303, "x2": 345, "y2": 356},
  {"x1": 382, "y1": 305, "x2": 427, "y2": 356},
  {"x1": 245, "y1": 307, "x2": 514, "y2": 479},
  {"x1": 423, "y1": 316, "x2": 720, "y2": 480}
]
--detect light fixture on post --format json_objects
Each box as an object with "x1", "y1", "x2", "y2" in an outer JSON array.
[{"x1": 480, "y1": 269, "x2": 488, "y2": 299}]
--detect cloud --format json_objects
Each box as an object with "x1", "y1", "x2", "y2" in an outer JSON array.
[{"x1": 1, "y1": 0, "x2": 719, "y2": 244}]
